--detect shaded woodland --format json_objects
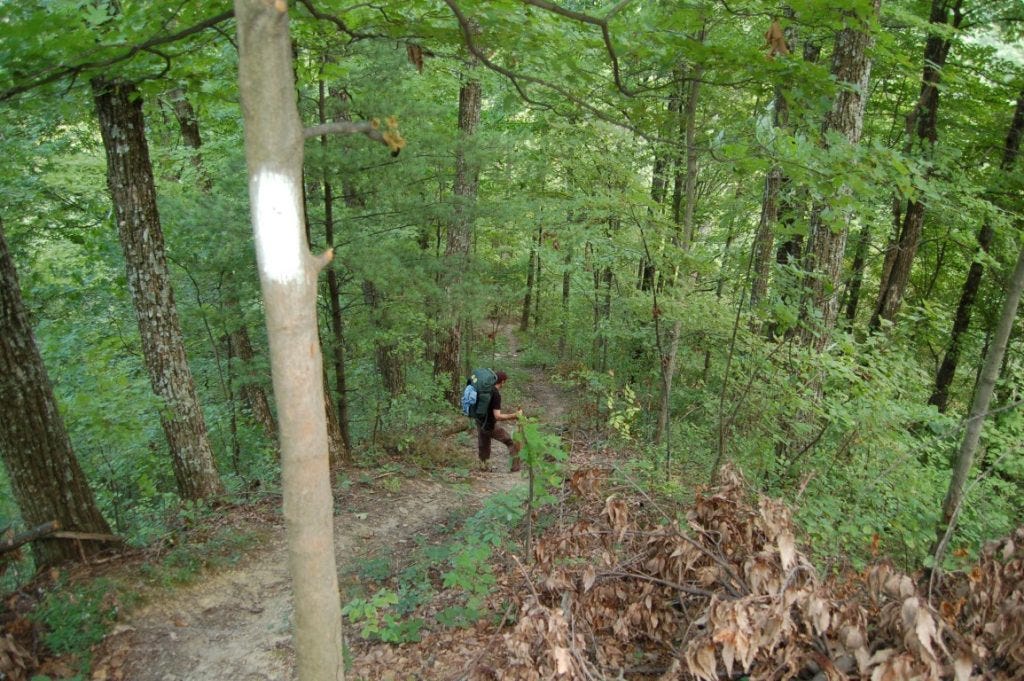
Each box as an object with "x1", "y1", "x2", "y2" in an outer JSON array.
[{"x1": 0, "y1": 0, "x2": 1022, "y2": 679}]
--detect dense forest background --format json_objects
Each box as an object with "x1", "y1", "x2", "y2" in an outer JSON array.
[{"x1": 1, "y1": 0, "x2": 1022, "y2": 620}]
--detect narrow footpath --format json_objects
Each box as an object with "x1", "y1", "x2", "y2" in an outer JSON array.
[{"x1": 99, "y1": 328, "x2": 564, "y2": 681}]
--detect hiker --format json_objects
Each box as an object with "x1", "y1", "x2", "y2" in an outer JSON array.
[{"x1": 477, "y1": 370, "x2": 523, "y2": 472}]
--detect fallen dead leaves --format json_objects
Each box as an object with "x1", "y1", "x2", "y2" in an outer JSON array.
[{"x1": 489, "y1": 464, "x2": 1022, "y2": 680}]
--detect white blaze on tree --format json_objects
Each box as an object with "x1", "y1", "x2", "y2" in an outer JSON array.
[{"x1": 254, "y1": 169, "x2": 304, "y2": 284}]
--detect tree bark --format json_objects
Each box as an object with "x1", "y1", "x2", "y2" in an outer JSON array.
[
  {"x1": 870, "y1": 0, "x2": 963, "y2": 331},
  {"x1": 932, "y1": 241, "x2": 1024, "y2": 565},
  {"x1": 235, "y1": 2, "x2": 344, "y2": 679},
  {"x1": 227, "y1": 322, "x2": 278, "y2": 441},
  {"x1": 930, "y1": 92, "x2": 1024, "y2": 411},
  {"x1": 532, "y1": 224, "x2": 542, "y2": 327},
  {"x1": 434, "y1": 71, "x2": 482, "y2": 405},
  {"x1": 0, "y1": 219, "x2": 114, "y2": 568},
  {"x1": 167, "y1": 86, "x2": 212, "y2": 192},
  {"x1": 640, "y1": 147, "x2": 670, "y2": 290},
  {"x1": 319, "y1": 80, "x2": 352, "y2": 453},
  {"x1": 750, "y1": 166, "x2": 782, "y2": 317},
  {"x1": 92, "y1": 78, "x2": 224, "y2": 501},
  {"x1": 559, "y1": 246, "x2": 572, "y2": 358},
  {"x1": 799, "y1": 1, "x2": 880, "y2": 350},
  {"x1": 520, "y1": 232, "x2": 536, "y2": 331},
  {"x1": 362, "y1": 280, "x2": 405, "y2": 395},
  {"x1": 751, "y1": 21, "x2": 795, "y2": 321},
  {"x1": 842, "y1": 223, "x2": 871, "y2": 324},
  {"x1": 655, "y1": 53, "x2": 703, "y2": 446}
]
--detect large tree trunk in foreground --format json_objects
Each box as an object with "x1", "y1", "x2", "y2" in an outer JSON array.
[
  {"x1": 799, "y1": 1, "x2": 879, "y2": 351},
  {"x1": 235, "y1": 2, "x2": 344, "y2": 679},
  {"x1": 930, "y1": 92, "x2": 1024, "y2": 412},
  {"x1": 92, "y1": 78, "x2": 224, "y2": 501},
  {"x1": 0, "y1": 219, "x2": 113, "y2": 568},
  {"x1": 932, "y1": 241, "x2": 1024, "y2": 566},
  {"x1": 434, "y1": 72, "x2": 482, "y2": 405}
]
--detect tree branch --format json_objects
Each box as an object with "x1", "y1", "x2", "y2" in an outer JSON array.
[
  {"x1": 294, "y1": 0, "x2": 384, "y2": 41},
  {"x1": 303, "y1": 119, "x2": 403, "y2": 155},
  {"x1": 0, "y1": 521, "x2": 60, "y2": 555},
  {"x1": 520, "y1": 0, "x2": 641, "y2": 97},
  {"x1": 0, "y1": 10, "x2": 235, "y2": 102},
  {"x1": 441, "y1": 0, "x2": 655, "y2": 141}
]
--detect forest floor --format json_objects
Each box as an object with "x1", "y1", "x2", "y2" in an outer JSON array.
[
  {"x1": 7, "y1": 330, "x2": 1019, "y2": 680},
  {"x1": 87, "y1": 326, "x2": 572, "y2": 681}
]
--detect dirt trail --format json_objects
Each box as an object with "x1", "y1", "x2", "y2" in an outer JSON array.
[{"x1": 109, "y1": 329, "x2": 559, "y2": 681}]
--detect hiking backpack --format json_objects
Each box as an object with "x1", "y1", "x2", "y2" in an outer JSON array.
[{"x1": 461, "y1": 368, "x2": 497, "y2": 422}]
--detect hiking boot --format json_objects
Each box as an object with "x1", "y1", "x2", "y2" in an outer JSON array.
[{"x1": 508, "y1": 442, "x2": 522, "y2": 473}]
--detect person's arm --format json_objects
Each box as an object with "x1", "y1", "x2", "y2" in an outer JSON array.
[{"x1": 492, "y1": 407, "x2": 523, "y2": 422}]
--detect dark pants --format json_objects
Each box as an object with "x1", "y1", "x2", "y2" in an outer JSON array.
[{"x1": 477, "y1": 424, "x2": 513, "y2": 462}]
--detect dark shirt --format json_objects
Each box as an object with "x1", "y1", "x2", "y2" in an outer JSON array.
[{"x1": 483, "y1": 388, "x2": 502, "y2": 430}]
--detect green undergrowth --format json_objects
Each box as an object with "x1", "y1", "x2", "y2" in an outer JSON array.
[
  {"x1": 340, "y1": 487, "x2": 529, "y2": 644},
  {"x1": 341, "y1": 420, "x2": 568, "y2": 645},
  {"x1": 22, "y1": 505, "x2": 267, "y2": 679}
]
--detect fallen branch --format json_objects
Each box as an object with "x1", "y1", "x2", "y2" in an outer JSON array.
[
  {"x1": 51, "y1": 531, "x2": 123, "y2": 544},
  {"x1": 441, "y1": 420, "x2": 474, "y2": 437},
  {"x1": 0, "y1": 521, "x2": 122, "y2": 556},
  {"x1": 0, "y1": 520, "x2": 60, "y2": 554}
]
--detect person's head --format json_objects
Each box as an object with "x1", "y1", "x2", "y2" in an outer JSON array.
[{"x1": 495, "y1": 370, "x2": 508, "y2": 387}]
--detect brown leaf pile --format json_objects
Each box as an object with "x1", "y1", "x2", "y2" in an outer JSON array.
[{"x1": 495, "y1": 465, "x2": 1023, "y2": 680}]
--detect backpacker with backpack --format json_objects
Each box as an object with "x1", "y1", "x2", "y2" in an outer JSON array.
[{"x1": 461, "y1": 368, "x2": 497, "y2": 424}]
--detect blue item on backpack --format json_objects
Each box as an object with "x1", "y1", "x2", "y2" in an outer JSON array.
[{"x1": 461, "y1": 383, "x2": 478, "y2": 416}]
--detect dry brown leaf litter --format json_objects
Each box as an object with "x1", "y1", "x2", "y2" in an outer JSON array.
[{"x1": 486, "y1": 465, "x2": 1022, "y2": 680}]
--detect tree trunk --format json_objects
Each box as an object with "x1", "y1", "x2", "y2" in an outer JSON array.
[
  {"x1": 870, "y1": 0, "x2": 963, "y2": 331},
  {"x1": 0, "y1": 219, "x2": 113, "y2": 568},
  {"x1": 750, "y1": 165, "x2": 782, "y2": 318},
  {"x1": 640, "y1": 81, "x2": 681, "y2": 291},
  {"x1": 751, "y1": 26, "x2": 796, "y2": 321},
  {"x1": 323, "y1": 384, "x2": 347, "y2": 470},
  {"x1": 932, "y1": 242, "x2": 1024, "y2": 566},
  {"x1": 533, "y1": 224, "x2": 542, "y2": 327},
  {"x1": 167, "y1": 86, "x2": 212, "y2": 192},
  {"x1": 235, "y1": 2, "x2": 344, "y2": 679},
  {"x1": 92, "y1": 78, "x2": 224, "y2": 501},
  {"x1": 770, "y1": 36, "x2": 821, "y2": 278},
  {"x1": 520, "y1": 232, "x2": 536, "y2": 331},
  {"x1": 655, "y1": 54, "x2": 703, "y2": 446},
  {"x1": 362, "y1": 280, "x2": 405, "y2": 395},
  {"x1": 559, "y1": 247, "x2": 572, "y2": 358},
  {"x1": 226, "y1": 324, "x2": 278, "y2": 441},
  {"x1": 681, "y1": 65, "x2": 703, "y2": 251},
  {"x1": 640, "y1": 147, "x2": 670, "y2": 290},
  {"x1": 434, "y1": 72, "x2": 482, "y2": 405},
  {"x1": 930, "y1": 91, "x2": 1024, "y2": 411},
  {"x1": 592, "y1": 254, "x2": 613, "y2": 373},
  {"x1": 799, "y1": 1, "x2": 880, "y2": 350},
  {"x1": 319, "y1": 80, "x2": 352, "y2": 453},
  {"x1": 842, "y1": 223, "x2": 871, "y2": 324}
]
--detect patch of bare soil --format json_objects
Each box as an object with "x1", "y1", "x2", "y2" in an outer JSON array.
[{"x1": 88, "y1": 329, "x2": 549, "y2": 681}]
